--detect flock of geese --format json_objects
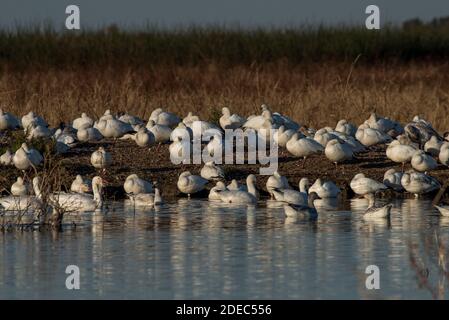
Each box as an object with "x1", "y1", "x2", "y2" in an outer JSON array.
[{"x1": 1, "y1": 105, "x2": 449, "y2": 220}]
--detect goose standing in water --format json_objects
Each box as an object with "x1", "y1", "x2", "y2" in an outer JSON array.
[
  {"x1": 216, "y1": 174, "x2": 258, "y2": 204},
  {"x1": 200, "y1": 161, "x2": 225, "y2": 181},
  {"x1": 219, "y1": 107, "x2": 246, "y2": 130},
  {"x1": 325, "y1": 139, "x2": 353, "y2": 169},
  {"x1": 51, "y1": 176, "x2": 104, "y2": 212},
  {"x1": 401, "y1": 171, "x2": 440, "y2": 197},
  {"x1": 266, "y1": 171, "x2": 291, "y2": 198},
  {"x1": 72, "y1": 113, "x2": 94, "y2": 130},
  {"x1": 283, "y1": 192, "x2": 320, "y2": 219},
  {"x1": 130, "y1": 188, "x2": 163, "y2": 207},
  {"x1": 70, "y1": 175, "x2": 92, "y2": 194},
  {"x1": 411, "y1": 150, "x2": 437, "y2": 173},
  {"x1": 12, "y1": 143, "x2": 43, "y2": 170},
  {"x1": 424, "y1": 136, "x2": 442, "y2": 157},
  {"x1": 0, "y1": 149, "x2": 14, "y2": 166},
  {"x1": 271, "y1": 177, "x2": 309, "y2": 206},
  {"x1": 123, "y1": 174, "x2": 153, "y2": 196},
  {"x1": 90, "y1": 147, "x2": 112, "y2": 170},
  {"x1": 0, "y1": 177, "x2": 42, "y2": 211},
  {"x1": 363, "y1": 193, "x2": 392, "y2": 219},
  {"x1": 150, "y1": 108, "x2": 180, "y2": 128},
  {"x1": 383, "y1": 169, "x2": 404, "y2": 192},
  {"x1": 286, "y1": 133, "x2": 323, "y2": 167},
  {"x1": 350, "y1": 173, "x2": 387, "y2": 197},
  {"x1": 177, "y1": 171, "x2": 209, "y2": 197},
  {"x1": 227, "y1": 179, "x2": 247, "y2": 191},
  {"x1": 0, "y1": 109, "x2": 21, "y2": 131},
  {"x1": 308, "y1": 178, "x2": 340, "y2": 198},
  {"x1": 209, "y1": 181, "x2": 227, "y2": 201},
  {"x1": 439, "y1": 142, "x2": 449, "y2": 167},
  {"x1": 386, "y1": 140, "x2": 417, "y2": 171},
  {"x1": 11, "y1": 177, "x2": 30, "y2": 196}
]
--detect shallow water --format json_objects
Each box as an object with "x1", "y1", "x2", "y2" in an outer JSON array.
[{"x1": 1, "y1": 198, "x2": 448, "y2": 299}]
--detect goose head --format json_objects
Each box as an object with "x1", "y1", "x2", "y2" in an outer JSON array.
[
  {"x1": 222, "y1": 107, "x2": 231, "y2": 116},
  {"x1": 299, "y1": 177, "x2": 310, "y2": 193}
]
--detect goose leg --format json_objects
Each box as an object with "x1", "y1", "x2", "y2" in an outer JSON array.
[{"x1": 302, "y1": 157, "x2": 307, "y2": 168}]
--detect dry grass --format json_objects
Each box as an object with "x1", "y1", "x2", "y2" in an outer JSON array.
[{"x1": 1, "y1": 61, "x2": 449, "y2": 131}]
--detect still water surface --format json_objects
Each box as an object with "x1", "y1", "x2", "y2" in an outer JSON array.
[{"x1": 1, "y1": 198, "x2": 448, "y2": 299}]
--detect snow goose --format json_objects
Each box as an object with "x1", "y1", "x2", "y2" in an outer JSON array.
[
  {"x1": 439, "y1": 142, "x2": 449, "y2": 167},
  {"x1": 273, "y1": 125, "x2": 296, "y2": 148},
  {"x1": 146, "y1": 120, "x2": 172, "y2": 143},
  {"x1": 72, "y1": 113, "x2": 94, "y2": 130},
  {"x1": 182, "y1": 112, "x2": 200, "y2": 126},
  {"x1": 386, "y1": 139, "x2": 417, "y2": 170},
  {"x1": 200, "y1": 161, "x2": 225, "y2": 181},
  {"x1": 401, "y1": 171, "x2": 440, "y2": 197},
  {"x1": 325, "y1": 139, "x2": 353, "y2": 168},
  {"x1": 94, "y1": 117, "x2": 134, "y2": 139},
  {"x1": 90, "y1": 147, "x2": 111, "y2": 170},
  {"x1": 227, "y1": 179, "x2": 247, "y2": 191},
  {"x1": 308, "y1": 178, "x2": 340, "y2": 198},
  {"x1": 266, "y1": 171, "x2": 291, "y2": 198},
  {"x1": 99, "y1": 109, "x2": 114, "y2": 121},
  {"x1": 0, "y1": 109, "x2": 20, "y2": 131},
  {"x1": 424, "y1": 136, "x2": 442, "y2": 157},
  {"x1": 26, "y1": 123, "x2": 52, "y2": 140},
  {"x1": 169, "y1": 136, "x2": 192, "y2": 163},
  {"x1": 77, "y1": 126, "x2": 103, "y2": 142},
  {"x1": 404, "y1": 118, "x2": 442, "y2": 148},
  {"x1": 0, "y1": 177, "x2": 42, "y2": 211},
  {"x1": 130, "y1": 188, "x2": 163, "y2": 207},
  {"x1": 123, "y1": 174, "x2": 153, "y2": 196},
  {"x1": 170, "y1": 122, "x2": 193, "y2": 141},
  {"x1": 206, "y1": 134, "x2": 224, "y2": 158},
  {"x1": 365, "y1": 113, "x2": 403, "y2": 136},
  {"x1": 150, "y1": 108, "x2": 180, "y2": 128},
  {"x1": 12, "y1": 143, "x2": 43, "y2": 170},
  {"x1": 70, "y1": 175, "x2": 92, "y2": 194},
  {"x1": 286, "y1": 133, "x2": 323, "y2": 166},
  {"x1": 363, "y1": 193, "x2": 392, "y2": 219},
  {"x1": 271, "y1": 177, "x2": 309, "y2": 206},
  {"x1": 0, "y1": 149, "x2": 14, "y2": 166},
  {"x1": 243, "y1": 109, "x2": 272, "y2": 130},
  {"x1": 51, "y1": 176, "x2": 104, "y2": 212},
  {"x1": 434, "y1": 205, "x2": 449, "y2": 217},
  {"x1": 335, "y1": 119, "x2": 356, "y2": 137},
  {"x1": 383, "y1": 169, "x2": 404, "y2": 192},
  {"x1": 121, "y1": 127, "x2": 155, "y2": 147},
  {"x1": 260, "y1": 104, "x2": 300, "y2": 131},
  {"x1": 11, "y1": 177, "x2": 30, "y2": 196},
  {"x1": 177, "y1": 171, "x2": 209, "y2": 197},
  {"x1": 356, "y1": 124, "x2": 392, "y2": 147},
  {"x1": 350, "y1": 173, "x2": 387, "y2": 197},
  {"x1": 54, "y1": 127, "x2": 77, "y2": 146},
  {"x1": 21, "y1": 111, "x2": 47, "y2": 130},
  {"x1": 283, "y1": 192, "x2": 320, "y2": 218},
  {"x1": 219, "y1": 107, "x2": 245, "y2": 130},
  {"x1": 188, "y1": 120, "x2": 222, "y2": 142},
  {"x1": 411, "y1": 150, "x2": 437, "y2": 173},
  {"x1": 208, "y1": 181, "x2": 227, "y2": 201},
  {"x1": 216, "y1": 174, "x2": 258, "y2": 204},
  {"x1": 118, "y1": 113, "x2": 144, "y2": 129},
  {"x1": 314, "y1": 128, "x2": 338, "y2": 147}
]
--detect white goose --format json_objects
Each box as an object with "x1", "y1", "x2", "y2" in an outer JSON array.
[
  {"x1": 118, "y1": 113, "x2": 144, "y2": 129},
  {"x1": 350, "y1": 173, "x2": 387, "y2": 197},
  {"x1": 314, "y1": 128, "x2": 338, "y2": 147},
  {"x1": 308, "y1": 178, "x2": 340, "y2": 198},
  {"x1": 208, "y1": 181, "x2": 227, "y2": 201},
  {"x1": 266, "y1": 171, "x2": 291, "y2": 198},
  {"x1": 363, "y1": 193, "x2": 392, "y2": 219},
  {"x1": 121, "y1": 127, "x2": 155, "y2": 147},
  {"x1": 13, "y1": 143, "x2": 43, "y2": 170},
  {"x1": 21, "y1": 111, "x2": 47, "y2": 130},
  {"x1": 187, "y1": 120, "x2": 222, "y2": 141},
  {"x1": 90, "y1": 147, "x2": 112, "y2": 169},
  {"x1": 123, "y1": 174, "x2": 153, "y2": 195},
  {"x1": 434, "y1": 205, "x2": 449, "y2": 217},
  {"x1": 325, "y1": 139, "x2": 353, "y2": 167},
  {"x1": 355, "y1": 124, "x2": 392, "y2": 147},
  {"x1": 26, "y1": 123, "x2": 52, "y2": 140},
  {"x1": 130, "y1": 188, "x2": 163, "y2": 207},
  {"x1": 206, "y1": 134, "x2": 224, "y2": 158},
  {"x1": 227, "y1": 179, "x2": 247, "y2": 191},
  {"x1": 0, "y1": 109, "x2": 20, "y2": 131},
  {"x1": 51, "y1": 176, "x2": 104, "y2": 212},
  {"x1": 0, "y1": 149, "x2": 14, "y2": 165},
  {"x1": 170, "y1": 122, "x2": 193, "y2": 141},
  {"x1": 146, "y1": 120, "x2": 172, "y2": 143},
  {"x1": 150, "y1": 108, "x2": 180, "y2": 128},
  {"x1": 283, "y1": 192, "x2": 320, "y2": 218},
  {"x1": 335, "y1": 119, "x2": 356, "y2": 137},
  {"x1": 383, "y1": 169, "x2": 404, "y2": 192},
  {"x1": 200, "y1": 161, "x2": 225, "y2": 181},
  {"x1": 94, "y1": 117, "x2": 134, "y2": 139},
  {"x1": 386, "y1": 139, "x2": 417, "y2": 170},
  {"x1": 401, "y1": 171, "x2": 440, "y2": 197},
  {"x1": 72, "y1": 113, "x2": 94, "y2": 130},
  {"x1": 182, "y1": 112, "x2": 200, "y2": 126},
  {"x1": 169, "y1": 136, "x2": 192, "y2": 163},
  {"x1": 286, "y1": 133, "x2": 323, "y2": 166},
  {"x1": 438, "y1": 142, "x2": 449, "y2": 167},
  {"x1": 11, "y1": 177, "x2": 30, "y2": 196},
  {"x1": 411, "y1": 150, "x2": 437, "y2": 173},
  {"x1": 0, "y1": 177, "x2": 42, "y2": 211},
  {"x1": 216, "y1": 174, "x2": 258, "y2": 204},
  {"x1": 271, "y1": 177, "x2": 309, "y2": 206},
  {"x1": 219, "y1": 107, "x2": 245, "y2": 130},
  {"x1": 273, "y1": 125, "x2": 296, "y2": 148},
  {"x1": 177, "y1": 171, "x2": 209, "y2": 197},
  {"x1": 424, "y1": 136, "x2": 442, "y2": 157},
  {"x1": 70, "y1": 175, "x2": 92, "y2": 194},
  {"x1": 77, "y1": 126, "x2": 103, "y2": 142}
]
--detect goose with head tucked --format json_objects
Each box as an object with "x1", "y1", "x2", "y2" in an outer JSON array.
[
  {"x1": 77, "y1": 125, "x2": 103, "y2": 142},
  {"x1": 308, "y1": 178, "x2": 340, "y2": 198},
  {"x1": 314, "y1": 128, "x2": 338, "y2": 147},
  {"x1": 200, "y1": 161, "x2": 225, "y2": 181},
  {"x1": 90, "y1": 147, "x2": 111, "y2": 170},
  {"x1": 70, "y1": 175, "x2": 92, "y2": 194},
  {"x1": 219, "y1": 107, "x2": 246, "y2": 130},
  {"x1": 266, "y1": 171, "x2": 291, "y2": 198},
  {"x1": 72, "y1": 113, "x2": 94, "y2": 130},
  {"x1": 363, "y1": 193, "x2": 392, "y2": 219},
  {"x1": 146, "y1": 120, "x2": 172, "y2": 143},
  {"x1": 424, "y1": 136, "x2": 442, "y2": 157},
  {"x1": 11, "y1": 177, "x2": 30, "y2": 196},
  {"x1": 123, "y1": 174, "x2": 153, "y2": 196},
  {"x1": 227, "y1": 179, "x2": 247, "y2": 192},
  {"x1": 355, "y1": 124, "x2": 392, "y2": 147},
  {"x1": 12, "y1": 143, "x2": 43, "y2": 170},
  {"x1": 350, "y1": 173, "x2": 387, "y2": 197},
  {"x1": 25, "y1": 123, "x2": 52, "y2": 140},
  {"x1": 401, "y1": 171, "x2": 440, "y2": 197},
  {"x1": 170, "y1": 122, "x2": 193, "y2": 141},
  {"x1": 150, "y1": 108, "x2": 180, "y2": 128},
  {"x1": 118, "y1": 112, "x2": 144, "y2": 129},
  {"x1": 386, "y1": 139, "x2": 417, "y2": 171},
  {"x1": 94, "y1": 117, "x2": 134, "y2": 139},
  {"x1": 439, "y1": 142, "x2": 449, "y2": 167},
  {"x1": 130, "y1": 188, "x2": 163, "y2": 207},
  {"x1": 271, "y1": 177, "x2": 309, "y2": 206},
  {"x1": 325, "y1": 139, "x2": 353, "y2": 168},
  {"x1": 411, "y1": 150, "x2": 437, "y2": 173},
  {"x1": 283, "y1": 192, "x2": 320, "y2": 219},
  {"x1": 208, "y1": 181, "x2": 227, "y2": 201},
  {"x1": 273, "y1": 125, "x2": 296, "y2": 148},
  {"x1": 0, "y1": 177, "x2": 42, "y2": 211},
  {"x1": 121, "y1": 127, "x2": 155, "y2": 147},
  {"x1": 260, "y1": 104, "x2": 300, "y2": 131},
  {"x1": 0, "y1": 109, "x2": 20, "y2": 131},
  {"x1": 383, "y1": 168, "x2": 404, "y2": 192},
  {"x1": 216, "y1": 174, "x2": 258, "y2": 204},
  {"x1": 0, "y1": 149, "x2": 14, "y2": 166},
  {"x1": 169, "y1": 136, "x2": 192, "y2": 163},
  {"x1": 21, "y1": 111, "x2": 47, "y2": 130},
  {"x1": 286, "y1": 133, "x2": 324, "y2": 167},
  {"x1": 51, "y1": 176, "x2": 104, "y2": 212},
  {"x1": 335, "y1": 119, "x2": 357, "y2": 137},
  {"x1": 177, "y1": 171, "x2": 209, "y2": 197},
  {"x1": 206, "y1": 134, "x2": 224, "y2": 158}
]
